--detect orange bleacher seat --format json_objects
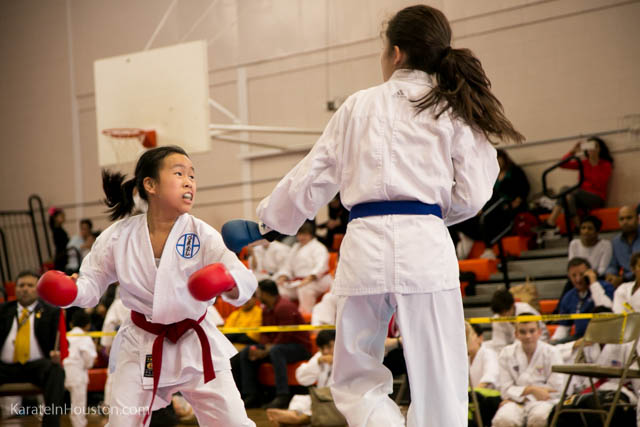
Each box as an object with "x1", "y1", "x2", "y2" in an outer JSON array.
[
  {"x1": 328, "y1": 252, "x2": 339, "y2": 277},
  {"x1": 301, "y1": 311, "x2": 312, "y2": 324},
  {"x1": 214, "y1": 298, "x2": 238, "y2": 320},
  {"x1": 458, "y1": 259, "x2": 498, "y2": 282},
  {"x1": 591, "y1": 207, "x2": 620, "y2": 231},
  {"x1": 87, "y1": 368, "x2": 107, "y2": 392},
  {"x1": 539, "y1": 299, "x2": 558, "y2": 314},
  {"x1": 498, "y1": 236, "x2": 530, "y2": 258},
  {"x1": 467, "y1": 241, "x2": 487, "y2": 260},
  {"x1": 332, "y1": 234, "x2": 344, "y2": 252},
  {"x1": 546, "y1": 324, "x2": 558, "y2": 337}
]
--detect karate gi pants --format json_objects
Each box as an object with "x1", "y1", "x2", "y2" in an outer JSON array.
[
  {"x1": 491, "y1": 400, "x2": 554, "y2": 427},
  {"x1": 107, "y1": 352, "x2": 254, "y2": 427},
  {"x1": 64, "y1": 365, "x2": 88, "y2": 427},
  {"x1": 330, "y1": 288, "x2": 468, "y2": 427}
]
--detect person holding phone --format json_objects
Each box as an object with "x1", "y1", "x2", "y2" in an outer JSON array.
[{"x1": 542, "y1": 136, "x2": 613, "y2": 230}]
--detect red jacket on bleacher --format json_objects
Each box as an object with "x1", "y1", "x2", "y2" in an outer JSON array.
[
  {"x1": 561, "y1": 151, "x2": 612, "y2": 201},
  {"x1": 260, "y1": 296, "x2": 311, "y2": 353}
]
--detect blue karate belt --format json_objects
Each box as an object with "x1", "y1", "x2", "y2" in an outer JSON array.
[{"x1": 348, "y1": 201, "x2": 442, "y2": 222}]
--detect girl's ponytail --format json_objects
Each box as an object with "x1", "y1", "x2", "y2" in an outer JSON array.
[
  {"x1": 102, "y1": 170, "x2": 136, "y2": 221},
  {"x1": 386, "y1": 5, "x2": 524, "y2": 144}
]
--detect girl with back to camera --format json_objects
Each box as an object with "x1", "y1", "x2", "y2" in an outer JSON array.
[
  {"x1": 37, "y1": 146, "x2": 257, "y2": 426},
  {"x1": 229, "y1": 5, "x2": 523, "y2": 426}
]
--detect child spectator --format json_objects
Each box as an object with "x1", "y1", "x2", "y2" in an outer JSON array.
[
  {"x1": 488, "y1": 290, "x2": 548, "y2": 352},
  {"x1": 275, "y1": 221, "x2": 332, "y2": 314},
  {"x1": 225, "y1": 292, "x2": 262, "y2": 350},
  {"x1": 492, "y1": 316, "x2": 564, "y2": 427},
  {"x1": 466, "y1": 322, "x2": 499, "y2": 389},
  {"x1": 249, "y1": 239, "x2": 291, "y2": 280},
  {"x1": 64, "y1": 310, "x2": 97, "y2": 427},
  {"x1": 266, "y1": 330, "x2": 336, "y2": 426},
  {"x1": 568, "y1": 215, "x2": 612, "y2": 277},
  {"x1": 612, "y1": 251, "x2": 640, "y2": 313}
]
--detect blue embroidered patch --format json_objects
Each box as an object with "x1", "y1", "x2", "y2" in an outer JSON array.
[{"x1": 176, "y1": 233, "x2": 200, "y2": 259}]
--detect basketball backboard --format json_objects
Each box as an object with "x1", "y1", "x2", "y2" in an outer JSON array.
[{"x1": 94, "y1": 40, "x2": 210, "y2": 167}]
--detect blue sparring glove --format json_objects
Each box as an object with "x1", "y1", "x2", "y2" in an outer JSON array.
[{"x1": 221, "y1": 220, "x2": 283, "y2": 253}]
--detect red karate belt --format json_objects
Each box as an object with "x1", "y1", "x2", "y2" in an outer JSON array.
[{"x1": 131, "y1": 311, "x2": 215, "y2": 425}]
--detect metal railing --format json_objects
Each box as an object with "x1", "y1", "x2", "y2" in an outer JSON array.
[
  {"x1": 542, "y1": 155, "x2": 585, "y2": 242},
  {"x1": 479, "y1": 196, "x2": 515, "y2": 288}
]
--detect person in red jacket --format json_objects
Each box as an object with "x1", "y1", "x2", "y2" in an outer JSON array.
[{"x1": 544, "y1": 136, "x2": 613, "y2": 229}]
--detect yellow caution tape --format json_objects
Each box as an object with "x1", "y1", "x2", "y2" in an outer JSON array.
[{"x1": 66, "y1": 313, "x2": 629, "y2": 337}]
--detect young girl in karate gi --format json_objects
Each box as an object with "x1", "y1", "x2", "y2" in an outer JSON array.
[
  {"x1": 255, "y1": 5, "x2": 524, "y2": 426},
  {"x1": 67, "y1": 146, "x2": 257, "y2": 426}
]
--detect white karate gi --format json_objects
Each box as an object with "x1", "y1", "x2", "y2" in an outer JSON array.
[
  {"x1": 311, "y1": 292, "x2": 339, "y2": 326},
  {"x1": 613, "y1": 281, "x2": 640, "y2": 313},
  {"x1": 568, "y1": 238, "x2": 613, "y2": 277},
  {"x1": 275, "y1": 238, "x2": 332, "y2": 313},
  {"x1": 470, "y1": 344, "x2": 499, "y2": 389},
  {"x1": 488, "y1": 302, "x2": 549, "y2": 353},
  {"x1": 492, "y1": 341, "x2": 564, "y2": 427},
  {"x1": 287, "y1": 351, "x2": 333, "y2": 416},
  {"x1": 250, "y1": 240, "x2": 291, "y2": 276},
  {"x1": 257, "y1": 68, "x2": 499, "y2": 427},
  {"x1": 69, "y1": 213, "x2": 257, "y2": 427},
  {"x1": 64, "y1": 326, "x2": 97, "y2": 427}
]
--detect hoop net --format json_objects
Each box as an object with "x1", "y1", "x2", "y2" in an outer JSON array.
[{"x1": 101, "y1": 128, "x2": 157, "y2": 166}]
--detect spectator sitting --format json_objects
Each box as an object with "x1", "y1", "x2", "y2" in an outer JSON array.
[
  {"x1": 450, "y1": 149, "x2": 530, "y2": 259},
  {"x1": 568, "y1": 215, "x2": 612, "y2": 277},
  {"x1": 275, "y1": 221, "x2": 332, "y2": 314},
  {"x1": 64, "y1": 310, "x2": 97, "y2": 427},
  {"x1": 237, "y1": 279, "x2": 311, "y2": 410},
  {"x1": 605, "y1": 205, "x2": 640, "y2": 287},
  {"x1": 612, "y1": 251, "x2": 640, "y2": 314},
  {"x1": 552, "y1": 258, "x2": 613, "y2": 343},
  {"x1": 66, "y1": 219, "x2": 95, "y2": 272},
  {"x1": 249, "y1": 238, "x2": 291, "y2": 280},
  {"x1": 542, "y1": 137, "x2": 613, "y2": 230},
  {"x1": 492, "y1": 315, "x2": 564, "y2": 427},
  {"x1": 266, "y1": 330, "x2": 336, "y2": 426},
  {"x1": 487, "y1": 289, "x2": 548, "y2": 353},
  {"x1": 466, "y1": 322, "x2": 499, "y2": 389},
  {"x1": 49, "y1": 207, "x2": 69, "y2": 271},
  {"x1": 0, "y1": 270, "x2": 66, "y2": 426},
  {"x1": 317, "y1": 194, "x2": 349, "y2": 250},
  {"x1": 225, "y1": 292, "x2": 262, "y2": 350}
]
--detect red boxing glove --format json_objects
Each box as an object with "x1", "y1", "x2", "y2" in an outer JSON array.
[
  {"x1": 37, "y1": 270, "x2": 78, "y2": 306},
  {"x1": 188, "y1": 263, "x2": 237, "y2": 301}
]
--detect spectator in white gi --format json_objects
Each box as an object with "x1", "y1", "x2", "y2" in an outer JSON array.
[
  {"x1": 249, "y1": 238, "x2": 291, "y2": 281},
  {"x1": 266, "y1": 330, "x2": 336, "y2": 426},
  {"x1": 64, "y1": 310, "x2": 97, "y2": 427},
  {"x1": 568, "y1": 215, "x2": 613, "y2": 277},
  {"x1": 492, "y1": 316, "x2": 564, "y2": 427},
  {"x1": 275, "y1": 221, "x2": 332, "y2": 314},
  {"x1": 488, "y1": 290, "x2": 548, "y2": 353},
  {"x1": 466, "y1": 322, "x2": 499, "y2": 389},
  {"x1": 612, "y1": 251, "x2": 640, "y2": 314}
]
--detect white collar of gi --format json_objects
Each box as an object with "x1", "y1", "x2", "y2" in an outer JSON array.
[{"x1": 389, "y1": 68, "x2": 434, "y2": 86}]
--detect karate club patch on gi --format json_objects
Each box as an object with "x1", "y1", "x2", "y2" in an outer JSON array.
[
  {"x1": 176, "y1": 233, "x2": 200, "y2": 259},
  {"x1": 144, "y1": 355, "x2": 153, "y2": 377}
]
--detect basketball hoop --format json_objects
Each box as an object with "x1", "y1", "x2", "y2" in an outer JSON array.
[
  {"x1": 101, "y1": 128, "x2": 157, "y2": 166},
  {"x1": 102, "y1": 128, "x2": 157, "y2": 148}
]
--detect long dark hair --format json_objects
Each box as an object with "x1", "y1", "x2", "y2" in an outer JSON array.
[
  {"x1": 102, "y1": 145, "x2": 188, "y2": 221},
  {"x1": 587, "y1": 136, "x2": 614, "y2": 165},
  {"x1": 385, "y1": 5, "x2": 524, "y2": 144}
]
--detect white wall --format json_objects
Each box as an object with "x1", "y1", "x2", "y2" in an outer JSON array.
[{"x1": 1, "y1": 0, "x2": 639, "y2": 236}]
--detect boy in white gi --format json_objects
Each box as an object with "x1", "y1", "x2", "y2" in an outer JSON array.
[
  {"x1": 489, "y1": 290, "x2": 549, "y2": 353},
  {"x1": 266, "y1": 330, "x2": 336, "y2": 426},
  {"x1": 275, "y1": 221, "x2": 332, "y2": 314},
  {"x1": 249, "y1": 239, "x2": 291, "y2": 280},
  {"x1": 64, "y1": 310, "x2": 97, "y2": 427},
  {"x1": 38, "y1": 146, "x2": 257, "y2": 427},
  {"x1": 492, "y1": 316, "x2": 564, "y2": 427},
  {"x1": 466, "y1": 322, "x2": 499, "y2": 389},
  {"x1": 244, "y1": 5, "x2": 524, "y2": 426}
]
